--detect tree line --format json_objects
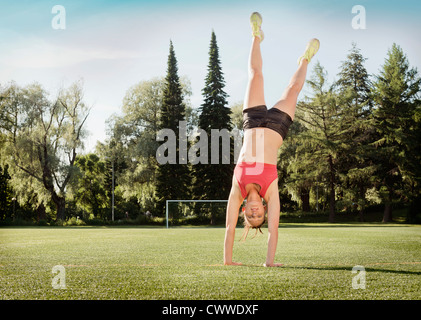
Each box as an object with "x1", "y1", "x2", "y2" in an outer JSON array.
[{"x1": 1, "y1": 33, "x2": 420, "y2": 225}]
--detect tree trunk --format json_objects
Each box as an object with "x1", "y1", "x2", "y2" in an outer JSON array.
[
  {"x1": 301, "y1": 189, "x2": 310, "y2": 212},
  {"x1": 52, "y1": 193, "x2": 66, "y2": 221},
  {"x1": 382, "y1": 203, "x2": 392, "y2": 223},
  {"x1": 382, "y1": 191, "x2": 393, "y2": 223},
  {"x1": 358, "y1": 186, "x2": 365, "y2": 222},
  {"x1": 37, "y1": 203, "x2": 46, "y2": 221},
  {"x1": 328, "y1": 155, "x2": 336, "y2": 223},
  {"x1": 407, "y1": 195, "x2": 421, "y2": 223},
  {"x1": 358, "y1": 209, "x2": 364, "y2": 222}
]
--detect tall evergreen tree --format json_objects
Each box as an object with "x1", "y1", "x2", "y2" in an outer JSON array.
[
  {"x1": 335, "y1": 43, "x2": 376, "y2": 220},
  {"x1": 372, "y1": 43, "x2": 421, "y2": 222},
  {"x1": 294, "y1": 63, "x2": 342, "y2": 222},
  {"x1": 155, "y1": 41, "x2": 191, "y2": 216},
  {"x1": 336, "y1": 43, "x2": 371, "y2": 109},
  {"x1": 406, "y1": 101, "x2": 421, "y2": 223},
  {"x1": 278, "y1": 121, "x2": 312, "y2": 212},
  {"x1": 192, "y1": 32, "x2": 232, "y2": 214}
]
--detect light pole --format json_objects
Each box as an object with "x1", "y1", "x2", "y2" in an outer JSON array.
[
  {"x1": 105, "y1": 156, "x2": 115, "y2": 222},
  {"x1": 111, "y1": 159, "x2": 114, "y2": 222},
  {"x1": 12, "y1": 197, "x2": 16, "y2": 220}
]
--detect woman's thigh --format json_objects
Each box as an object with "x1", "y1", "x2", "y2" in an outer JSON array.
[
  {"x1": 271, "y1": 85, "x2": 300, "y2": 121},
  {"x1": 243, "y1": 72, "x2": 266, "y2": 110}
]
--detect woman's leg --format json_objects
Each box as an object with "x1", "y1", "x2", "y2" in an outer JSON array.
[
  {"x1": 272, "y1": 59, "x2": 308, "y2": 120},
  {"x1": 273, "y1": 38, "x2": 319, "y2": 120},
  {"x1": 243, "y1": 13, "x2": 265, "y2": 111}
]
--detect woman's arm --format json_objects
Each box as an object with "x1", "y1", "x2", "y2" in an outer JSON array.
[
  {"x1": 264, "y1": 184, "x2": 282, "y2": 267},
  {"x1": 224, "y1": 178, "x2": 243, "y2": 266}
]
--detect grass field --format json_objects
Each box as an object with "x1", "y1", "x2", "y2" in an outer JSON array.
[{"x1": 1, "y1": 224, "x2": 420, "y2": 300}]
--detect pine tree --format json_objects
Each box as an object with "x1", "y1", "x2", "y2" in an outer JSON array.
[
  {"x1": 191, "y1": 32, "x2": 233, "y2": 222},
  {"x1": 337, "y1": 43, "x2": 371, "y2": 109},
  {"x1": 294, "y1": 63, "x2": 342, "y2": 222},
  {"x1": 155, "y1": 41, "x2": 191, "y2": 216},
  {"x1": 406, "y1": 102, "x2": 421, "y2": 223},
  {"x1": 278, "y1": 121, "x2": 311, "y2": 212},
  {"x1": 335, "y1": 43, "x2": 376, "y2": 221},
  {"x1": 199, "y1": 32, "x2": 231, "y2": 132},
  {"x1": 372, "y1": 43, "x2": 421, "y2": 222}
]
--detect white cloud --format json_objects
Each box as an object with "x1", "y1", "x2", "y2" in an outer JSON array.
[{"x1": 2, "y1": 37, "x2": 141, "y2": 69}]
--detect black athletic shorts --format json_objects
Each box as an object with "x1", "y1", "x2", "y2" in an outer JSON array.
[{"x1": 242, "y1": 105, "x2": 293, "y2": 140}]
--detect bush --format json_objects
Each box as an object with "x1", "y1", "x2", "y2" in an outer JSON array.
[
  {"x1": 63, "y1": 216, "x2": 86, "y2": 226},
  {"x1": 37, "y1": 219, "x2": 49, "y2": 226}
]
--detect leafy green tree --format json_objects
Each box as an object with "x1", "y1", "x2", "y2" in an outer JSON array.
[
  {"x1": 106, "y1": 78, "x2": 164, "y2": 214},
  {"x1": 0, "y1": 81, "x2": 89, "y2": 220},
  {"x1": 229, "y1": 101, "x2": 244, "y2": 131},
  {"x1": 155, "y1": 41, "x2": 191, "y2": 215},
  {"x1": 371, "y1": 43, "x2": 421, "y2": 222},
  {"x1": 0, "y1": 164, "x2": 13, "y2": 220},
  {"x1": 105, "y1": 75, "x2": 194, "y2": 216},
  {"x1": 72, "y1": 154, "x2": 108, "y2": 218}
]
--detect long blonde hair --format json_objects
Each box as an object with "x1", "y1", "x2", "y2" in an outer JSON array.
[{"x1": 240, "y1": 219, "x2": 265, "y2": 241}]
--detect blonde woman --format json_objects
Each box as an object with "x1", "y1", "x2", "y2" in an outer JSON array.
[{"x1": 224, "y1": 12, "x2": 319, "y2": 267}]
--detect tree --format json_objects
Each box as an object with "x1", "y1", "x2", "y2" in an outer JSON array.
[
  {"x1": 406, "y1": 102, "x2": 421, "y2": 222},
  {"x1": 104, "y1": 76, "x2": 194, "y2": 216},
  {"x1": 335, "y1": 43, "x2": 376, "y2": 220},
  {"x1": 371, "y1": 43, "x2": 421, "y2": 222},
  {"x1": 192, "y1": 31, "x2": 233, "y2": 210},
  {"x1": 72, "y1": 153, "x2": 108, "y2": 218},
  {"x1": 295, "y1": 63, "x2": 342, "y2": 222},
  {"x1": 155, "y1": 41, "x2": 191, "y2": 215},
  {"x1": 0, "y1": 81, "x2": 89, "y2": 220},
  {"x1": 107, "y1": 78, "x2": 165, "y2": 214},
  {"x1": 278, "y1": 120, "x2": 309, "y2": 212},
  {"x1": 0, "y1": 163, "x2": 13, "y2": 220},
  {"x1": 229, "y1": 101, "x2": 244, "y2": 131}
]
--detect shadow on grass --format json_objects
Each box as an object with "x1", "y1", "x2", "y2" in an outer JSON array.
[
  {"x1": 223, "y1": 263, "x2": 421, "y2": 276},
  {"x1": 284, "y1": 265, "x2": 421, "y2": 276},
  {"x1": 278, "y1": 223, "x2": 414, "y2": 228}
]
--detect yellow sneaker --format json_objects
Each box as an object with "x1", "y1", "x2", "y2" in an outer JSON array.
[
  {"x1": 297, "y1": 38, "x2": 320, "y2": 65},
  {"x1": 250, "y1": 12, "x2": 264, "y2": 42}
]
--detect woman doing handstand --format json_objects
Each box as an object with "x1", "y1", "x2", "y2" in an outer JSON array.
[{"x1": 224, "y1": 12, "x2": 319, "y2": 267}]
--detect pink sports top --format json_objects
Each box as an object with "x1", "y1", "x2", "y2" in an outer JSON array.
[{"x1": 234, "y1": 162, "x2": 278, "y2": 199}]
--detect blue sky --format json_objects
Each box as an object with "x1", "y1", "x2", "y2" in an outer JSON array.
[{"x1": 1, "y1": 0, "x2": 420, "y2": 152}]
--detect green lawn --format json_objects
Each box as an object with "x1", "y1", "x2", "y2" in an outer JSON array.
[{"x1": 1, "y1": 224, "x2": 420, "y2": 300}]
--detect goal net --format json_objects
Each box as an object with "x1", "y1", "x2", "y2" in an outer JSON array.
[{"x1": 165, "y1": 200, "x2": 229, "y2": 228}]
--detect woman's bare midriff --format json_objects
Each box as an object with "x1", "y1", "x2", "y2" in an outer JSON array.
[{"x1": 237, "y1": 127, "x2": 283, "y2": 165}]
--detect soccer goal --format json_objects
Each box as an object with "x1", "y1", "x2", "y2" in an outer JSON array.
[{"x1": 165, "y1": 200, "x2": 229, "y2": 228}]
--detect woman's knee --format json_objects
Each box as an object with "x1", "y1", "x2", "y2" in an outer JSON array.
[
  {"x1": 248, "y1": 66, "x2": 263, "y2": 79},
  {"x1": 286, "y1": 81, "x2": 303, "y2": 95}
]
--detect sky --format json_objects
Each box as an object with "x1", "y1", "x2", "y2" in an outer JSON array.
[{"x1": 1, "y1": 0, "x2": 420, "y2": 152}]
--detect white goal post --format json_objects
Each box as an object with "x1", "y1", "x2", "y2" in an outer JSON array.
[{"x1": 165, "y1": 200, "x2": 228, "y2": 228}]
